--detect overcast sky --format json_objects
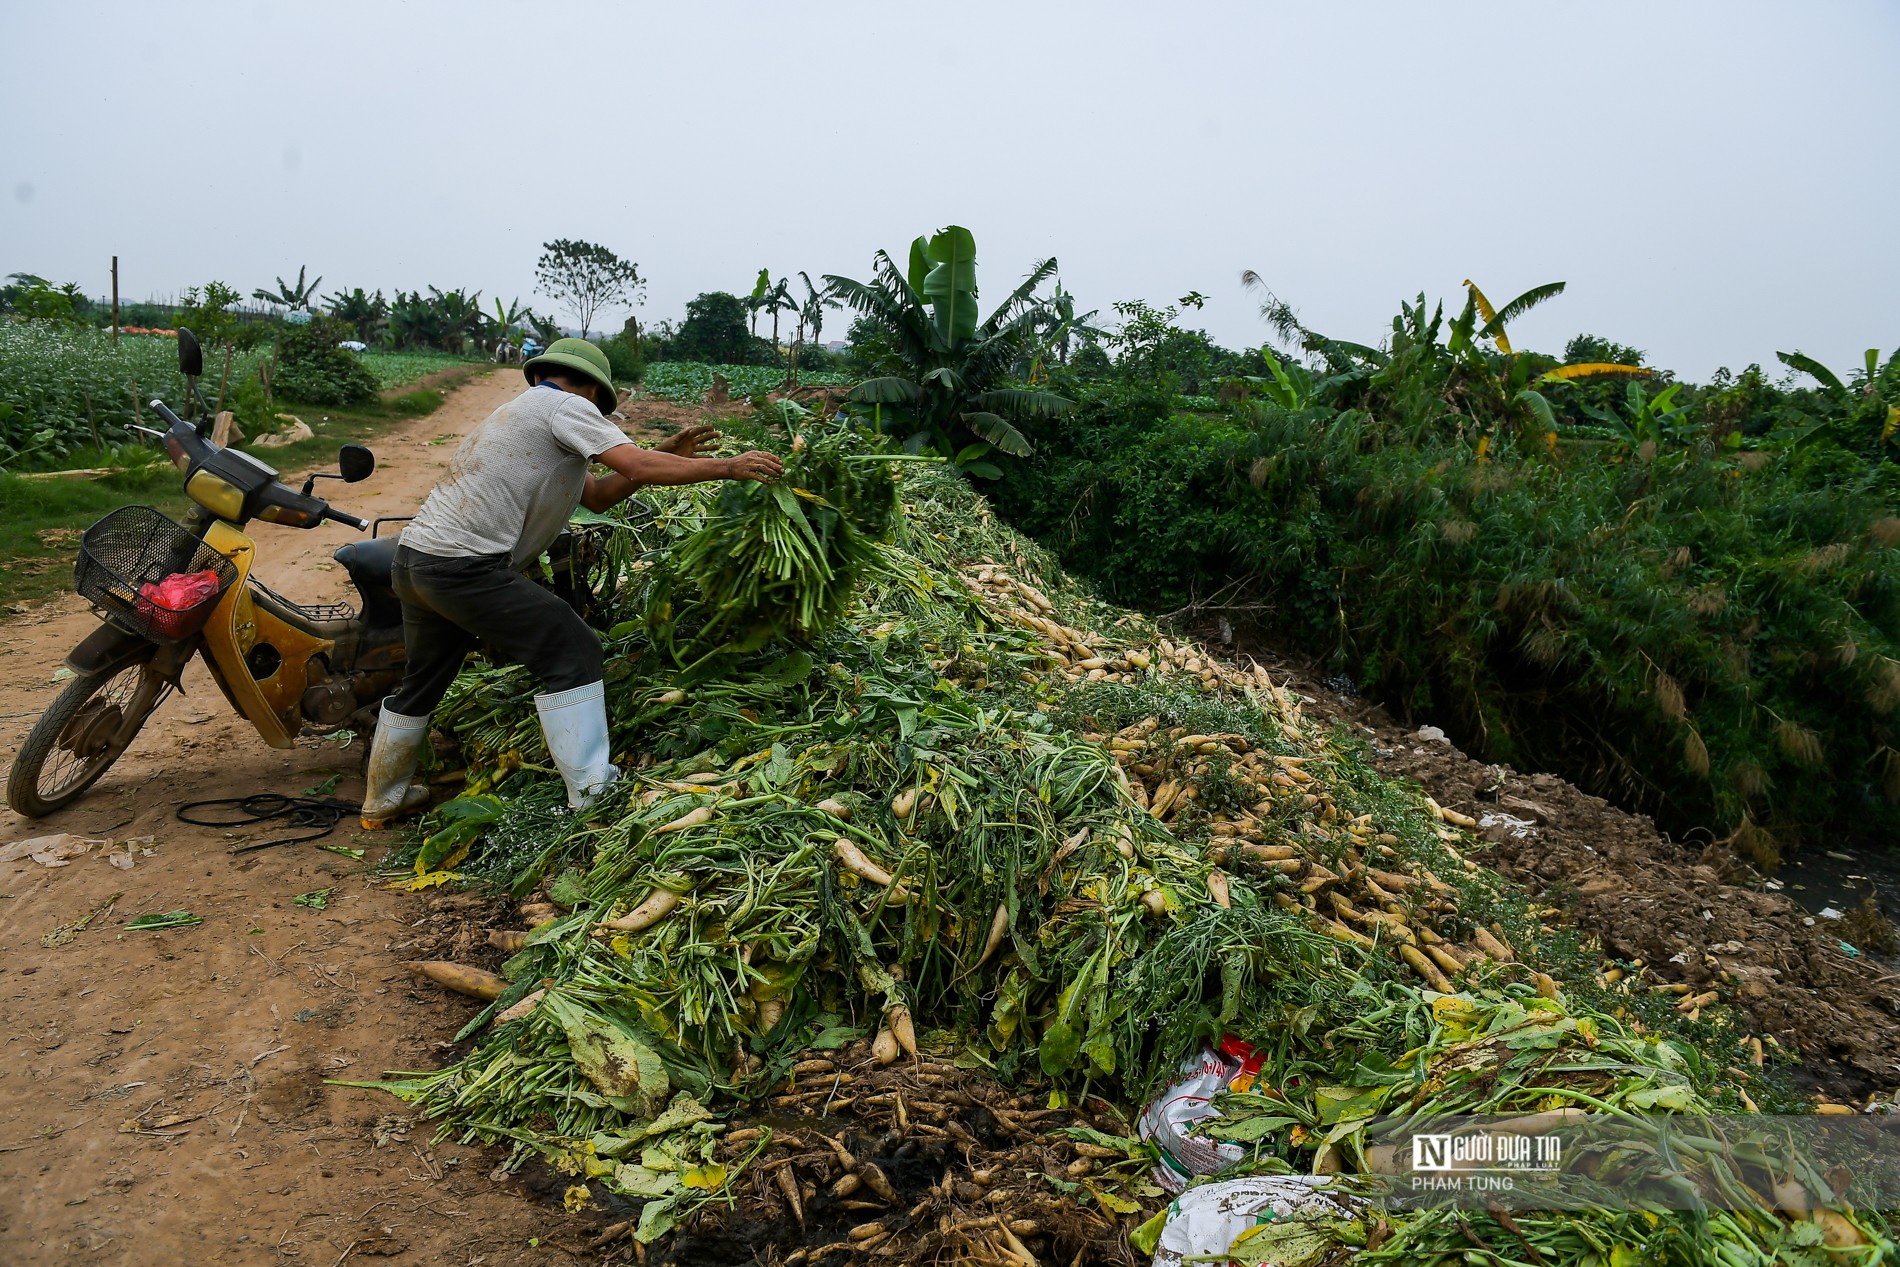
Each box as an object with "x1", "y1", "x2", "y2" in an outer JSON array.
[{"x1": 3, "y1": 1, "x2": 1893, "y2": 380}]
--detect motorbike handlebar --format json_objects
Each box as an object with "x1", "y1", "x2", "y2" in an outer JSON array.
[{"x1": 324, "y1": 508, "x2": 369, "y2": 531}]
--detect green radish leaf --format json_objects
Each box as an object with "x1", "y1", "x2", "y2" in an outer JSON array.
[{"x1": 1038, "y1": 1016, "x2": 1081, "y2": 1075}]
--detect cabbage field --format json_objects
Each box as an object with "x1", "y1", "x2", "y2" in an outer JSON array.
[
  {"x1": 0, "y1": 323, "x2": 480, "y2": 468},
  {"x1": 0, "y1": 326, "x2": 261, "y2": 466},
  {"x1": 359, "y1": 348, "x2": 485, "y2": 390},
  {"x1": 639, "y1": 361, "x2": 854, "y2": 404}
]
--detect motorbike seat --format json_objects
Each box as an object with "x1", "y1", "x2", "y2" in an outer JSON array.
[{"x1": 334, "y1": 536, "x2": 403, "y2": 630}]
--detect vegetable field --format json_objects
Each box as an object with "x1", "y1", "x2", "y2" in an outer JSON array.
[
  {"x1": 640, "y1": 361, "x2": 854, "y2": 404},
  {"x1": 346, "y1": 416, "x2": 1890, "y2": 1264},
  {"x1": 358, "y1": 348, "x2": 484, "y2": 389},
  {"x1": 0, "y1": 323, "x2": 483, "y2": 468},
  {"x1": 0, "y1": 326, "x2": 259, "y2": 466}
]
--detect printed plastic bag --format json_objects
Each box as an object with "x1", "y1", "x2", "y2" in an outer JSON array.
[
  {"x1": 1137, "y1": 1036, "x2": 1268, "y2": 1193},
  {"x1": 1148, "y1": 1175, "x2": 1367, "y2": 1267}
]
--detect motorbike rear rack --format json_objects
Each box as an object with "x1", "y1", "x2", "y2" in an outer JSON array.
[{"x1": 246, "y1": 578, "x2": 355, "y2": 625}]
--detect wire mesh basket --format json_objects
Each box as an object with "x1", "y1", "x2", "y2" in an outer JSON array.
[{"x1": 74, "y1": 506, "x2": 238, "y2": 643}]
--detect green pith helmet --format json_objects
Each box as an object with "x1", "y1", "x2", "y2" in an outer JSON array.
[{"x1": 523, "y1": 337, "x2": 616, "y2": 410}]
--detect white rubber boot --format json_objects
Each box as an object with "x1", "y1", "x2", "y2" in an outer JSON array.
[
  {"x1": 361, "y1": 703, "x2": 433, "y2": 829},
  {"x1": 535, "y1": 681, "x2": 621, "y2": 812}
]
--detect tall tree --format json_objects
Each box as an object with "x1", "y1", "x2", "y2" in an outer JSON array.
[
  {"x1": 673, "y1": 292, "x2": 751, "y2": 364},
  {"x1": 534, "y1": 239, "x2": 643, "y2": 338}
]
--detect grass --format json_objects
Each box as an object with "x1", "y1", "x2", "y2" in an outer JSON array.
[{"x1": 0, "y1": 371, "x2": 489, "y2": 609}]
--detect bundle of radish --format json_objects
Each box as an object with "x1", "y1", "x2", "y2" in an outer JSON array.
[
  {"x1": 644, "y1": 419, "x2": 899, "y2": 667},
  {"x1": 357, "y1": 464, "x2": 1882, "y2": 1262}
]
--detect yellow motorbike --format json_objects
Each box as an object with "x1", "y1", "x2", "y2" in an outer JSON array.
[{"x1": 7, "y1": 329, "x2": 404, "y2": 817}]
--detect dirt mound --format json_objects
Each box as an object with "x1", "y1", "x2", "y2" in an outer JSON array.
[{"x1": 1237, "y1": 642, "x2": 1900, "y2": 1103}]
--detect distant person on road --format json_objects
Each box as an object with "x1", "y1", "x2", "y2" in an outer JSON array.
[{"x1": 358, "y1": 338, "x2": 783, "y2": 827}]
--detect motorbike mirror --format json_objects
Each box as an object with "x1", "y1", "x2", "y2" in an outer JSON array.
[
  {"x1": 338, "y1": 443, "x2": 375, "y2": 483},
  {"x1": 177, "y1": 327, "x2": 204, "y2": 378}
]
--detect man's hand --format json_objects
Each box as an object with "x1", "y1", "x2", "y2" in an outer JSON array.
[
  {"x1": 652, "y1": 425, "x2": 720, "y2": 459},
  {"x1": 724, "y1": 451, "x2": 784, "y2": 483}
]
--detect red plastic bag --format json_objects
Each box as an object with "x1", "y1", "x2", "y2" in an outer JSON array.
[
  {"x1": 136, "y1": 568, "x2": 223, "y2": 638},
  {"x1": 141, "y1": 568, "x2": 222, "y2": 611}
]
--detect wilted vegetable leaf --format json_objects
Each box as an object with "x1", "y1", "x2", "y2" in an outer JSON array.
[
  {"x1": 127, "y1": 910, "x2": 201, "y2": 930},
  {"x1": 544, "y1": 992, "x2": 670, "y2": 1119},
  {"x1": 680, "y1": 1162, "x2": 725, "y2": 1191}
]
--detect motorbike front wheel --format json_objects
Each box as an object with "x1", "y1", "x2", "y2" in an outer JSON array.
[{"x1": 6, "y1": 659, "x2": 171, "y2": 818}]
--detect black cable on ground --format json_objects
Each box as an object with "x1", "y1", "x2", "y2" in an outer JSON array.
[{"x1": 176, "y1": 792, "x2": 361, "y2": 852}]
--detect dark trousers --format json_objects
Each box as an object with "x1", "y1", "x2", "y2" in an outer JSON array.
[{"x1": 386, "y1": 546, "x2": 603, "y2": 717}]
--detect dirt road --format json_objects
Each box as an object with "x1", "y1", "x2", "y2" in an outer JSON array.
[{"x1": 0, "y1": 371, "x2": 599, "y2": 1266}]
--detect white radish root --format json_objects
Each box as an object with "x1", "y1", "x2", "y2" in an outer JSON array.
[
  {"x1": 974, "y1": 902, "x2": 1011, "y2": 968},
  {"x1": 494, "y1": 988, "x2": 546, "y2": 1024},
  {"x1": 652, "y1": 805, "x2": 714, "y2": 835},
  {"x1": 833, "y1": 837, "x2": 895, "y2": 888},
  {"x1": 600, "y1": 888, "x2": 681, "y2": 933},
  {"x1": 885, "y1": 1004, "x2": 917, "y2": 1057},
  {"x1": 402, "y1": 960, "x2": 506, "y2": 1000}
]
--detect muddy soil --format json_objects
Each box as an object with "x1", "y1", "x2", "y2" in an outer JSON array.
[
  {"x1": 0, "y1": 371, "x2": 641, "y2": 1266},
  {"x1": 1229, "y1": 641, "x2": 1900, "y2": 1104}
]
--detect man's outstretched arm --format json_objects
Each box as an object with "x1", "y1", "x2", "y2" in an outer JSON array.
[{"x1": 581, "y1": 442, "x2": 782, "y2": 511}]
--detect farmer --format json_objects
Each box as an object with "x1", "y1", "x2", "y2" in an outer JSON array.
[{"x1": 360, "y1": 337, "x2": 782, "y2": 826}]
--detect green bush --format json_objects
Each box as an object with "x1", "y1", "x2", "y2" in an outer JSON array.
[
  {"x1": 791, "y1": 341, "x2": 838, "y2": 374},
  {"x1": 390, "y1": 387, "x2": 442, "y2": 416},
  {"x1": 272, "y1": 314, "x2": 379, "y2": 406},
  {"x1": 596, "y1": 333, "x2": 644, "y2": 386},
  {"x1": 995, "y1": 380, "x2": 1900, "y2": 861}
]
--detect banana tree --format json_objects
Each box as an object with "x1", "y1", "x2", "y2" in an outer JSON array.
[
  {"x1": 428, "y1": 286, "x2": 487, "y2": 352},
  {"x1": 1024, "y1": 281, "x2": 1103, "y2": 379},
  {"x1": 746, "y1": 268, "x2": 769, "y2": 340},
  {"x1": 790, "y1": 271, "x2": 839, "y2": 383},
  {"x1": 1571, "y1": 381, "x2": 1695, "y2": 454},
  {"x1": 1776, "y1": 347, "x2": 1899, "y2": 453},
  {"x1": 253, "y1": 265, "x2": 323, "y2": 312},
  {"x1": 324, "y1": 287, "x2": 389, "y2": 343},
  {"x1": 492, "y1": 296, "x2": 531, "y2": 349},
  {"x1": 763, "y1": 276, "x2": 797, "y2": 373},
  {"x1": 1452, "y1": 280, "x2": 1649, "y2": 455},
  {"x1": 825, "y1": 226, "x2": 1074, "y2": 470}
]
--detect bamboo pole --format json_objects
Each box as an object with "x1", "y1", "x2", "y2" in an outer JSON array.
[
  {"x1": 111, "y1": 255, "x2": 120, "y2": 346},
  {"x1": 216, "y1": 345, "x2": 233, "y2": 414},
  {"x1": 83, "y1": 388, "x2": 100, "y2": 451}
]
